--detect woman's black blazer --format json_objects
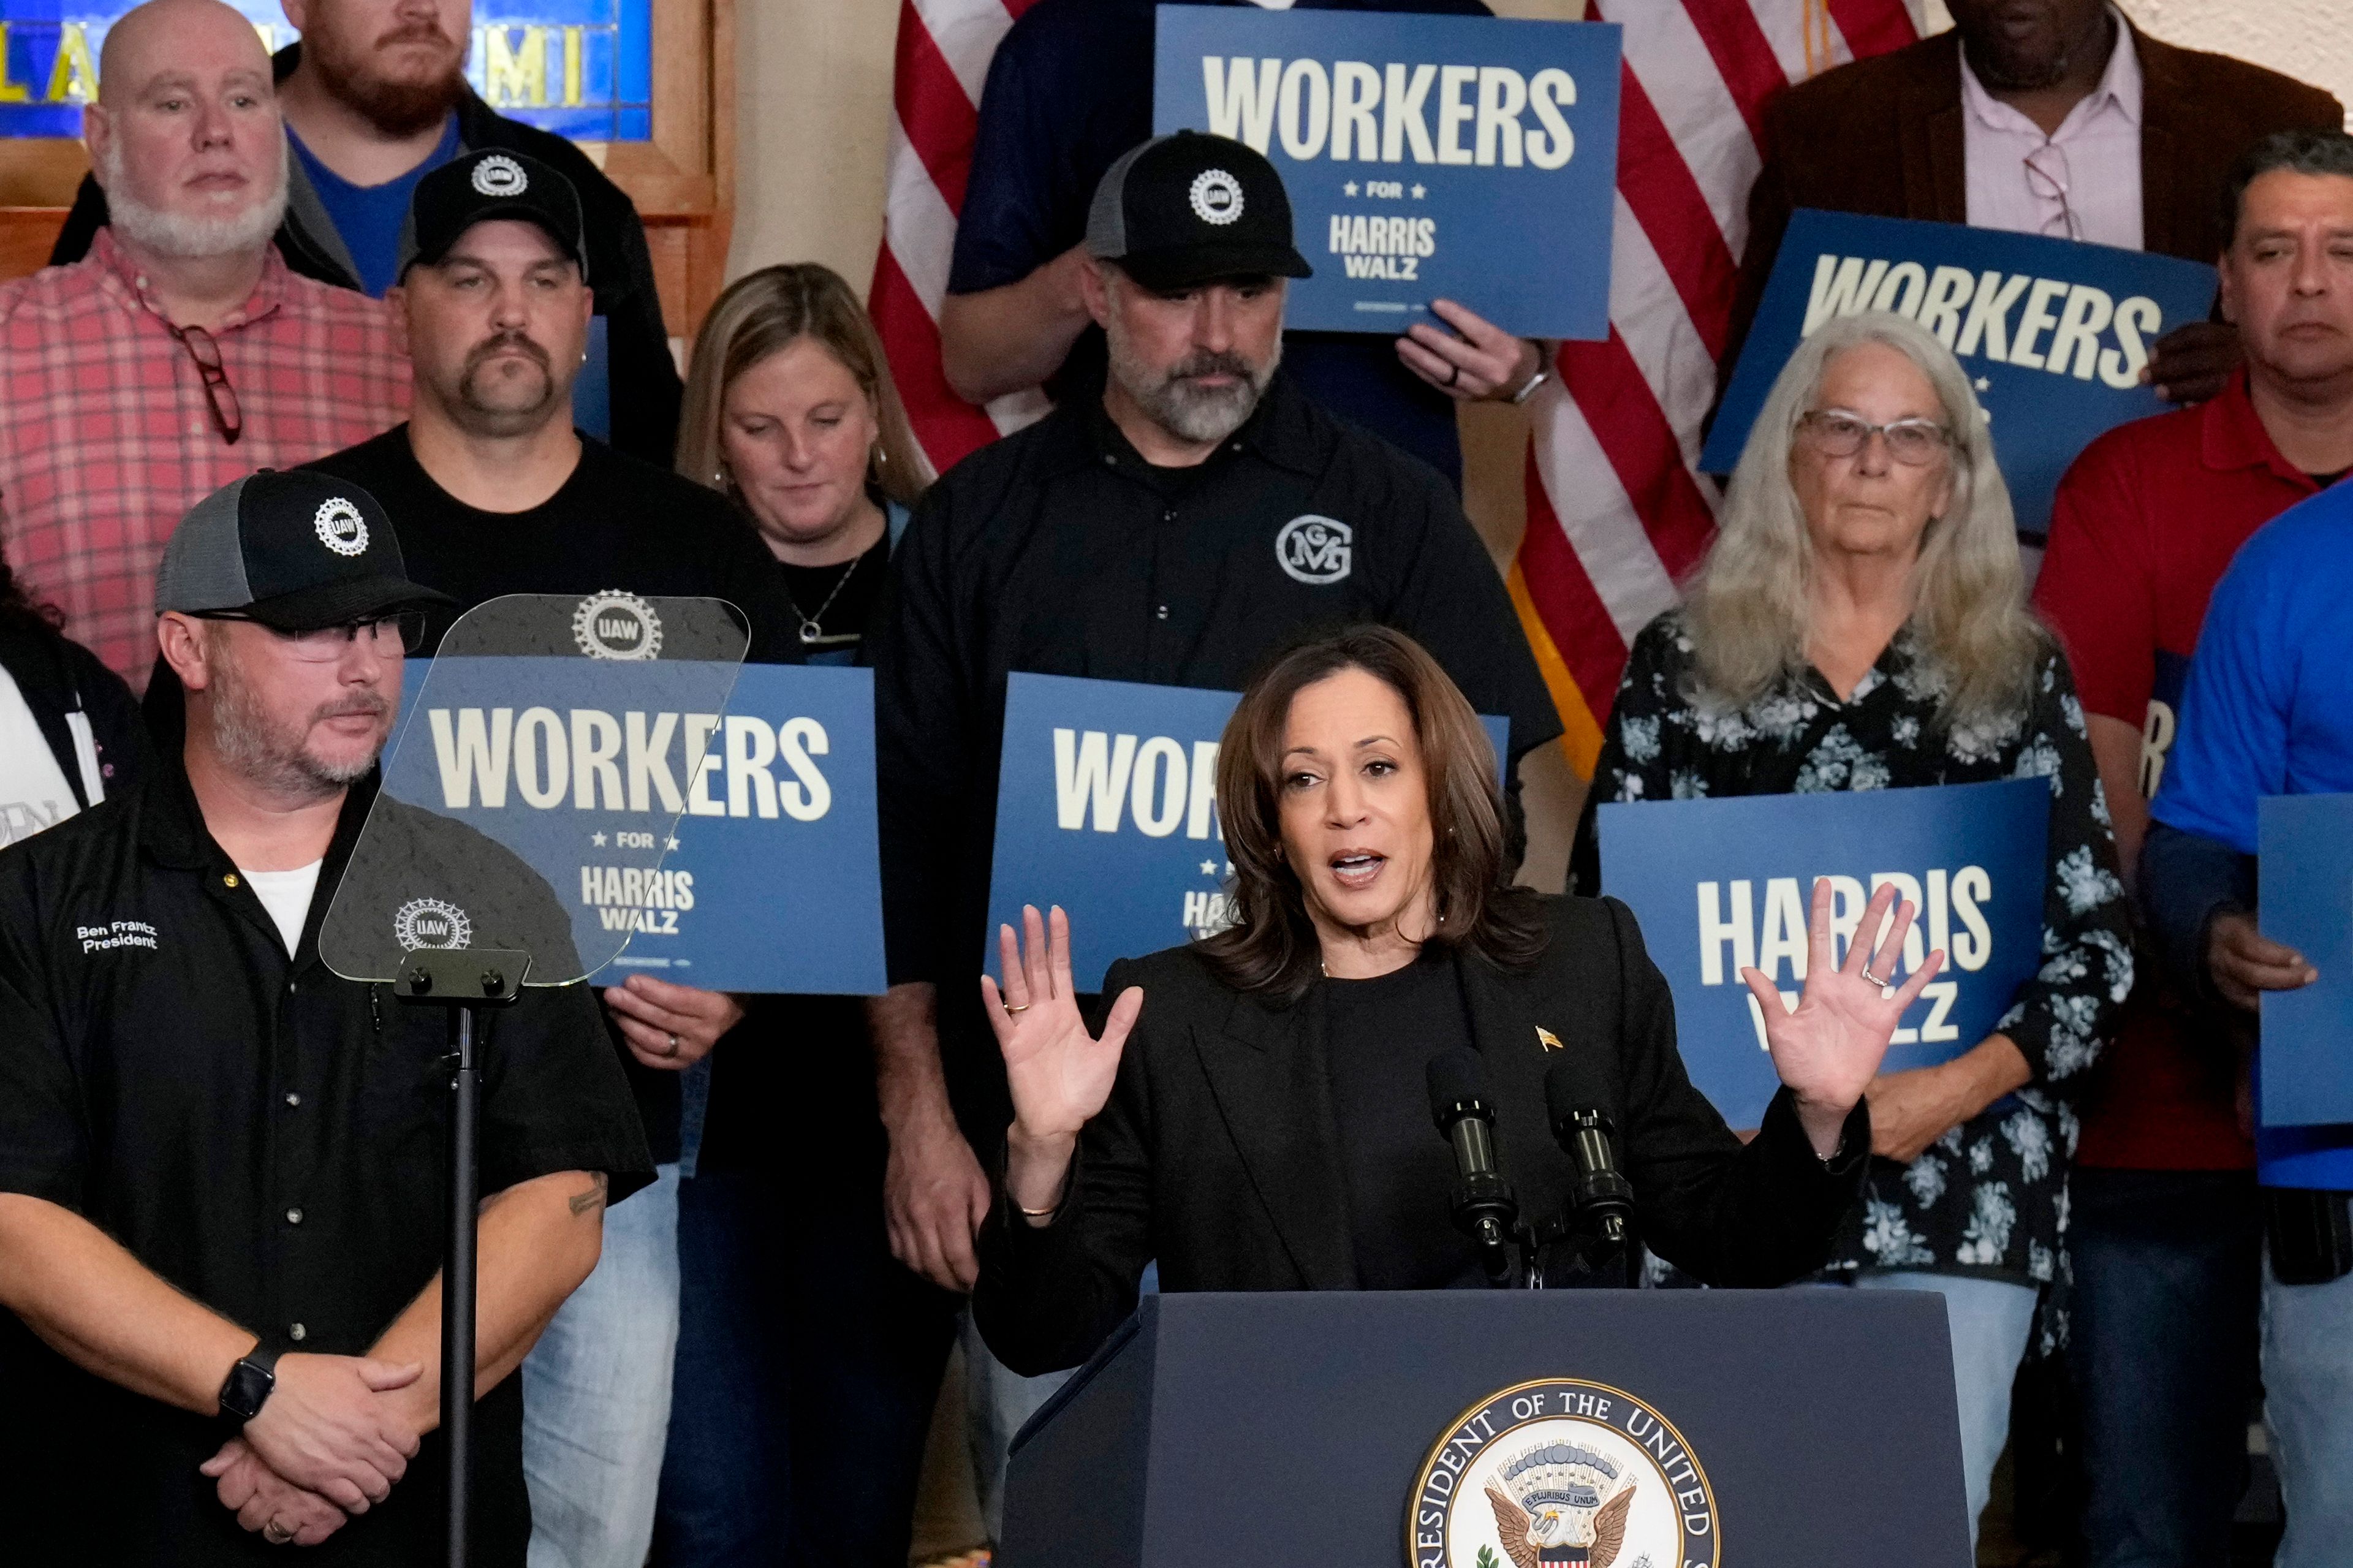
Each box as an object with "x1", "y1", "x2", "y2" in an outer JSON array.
[{"x1": 974, "y1": 894, "x2": 1871, "y2": 1375}]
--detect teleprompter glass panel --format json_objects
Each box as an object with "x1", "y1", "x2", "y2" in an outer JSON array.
[{"x1": 320, "y1": 593, "x2": 748, "y2": 986}]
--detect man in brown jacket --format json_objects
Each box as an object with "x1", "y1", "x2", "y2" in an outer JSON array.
[{"x1": 1736, "y1": 0, "x2": 2340, "y2": 404}]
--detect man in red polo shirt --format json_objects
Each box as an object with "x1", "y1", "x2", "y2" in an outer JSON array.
[{"x1": 2036, "y1": 128, "x2": 2353, "y2": 1567}]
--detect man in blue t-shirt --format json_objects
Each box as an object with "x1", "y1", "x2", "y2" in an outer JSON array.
[
  {"x1": 938, "y1": 0, "x2": 1547, "y2": 491},
  {"x1": 2144, "y1": 475, "x2": 2353, "y2": 1568}
]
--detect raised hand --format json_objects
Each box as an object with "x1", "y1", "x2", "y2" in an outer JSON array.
[
  {"x1": 1741, "y1": 877, "x2": 1945, "y2": 1156},
  {"x1": 982, "y1": 905, "x2": 1143, "y2": 1149}
]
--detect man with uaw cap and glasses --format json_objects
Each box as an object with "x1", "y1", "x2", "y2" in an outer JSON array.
[
  {"x1": 866, "y1": 130, "x2": 1559, "y2": 1515},
  {"x1": 0, "y1": 469, "x2": 651, "y2": 1564}
]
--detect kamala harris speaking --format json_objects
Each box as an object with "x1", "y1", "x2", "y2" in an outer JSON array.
[{"x1": 971, "y1": 626, "x2": 1947, "y2": 1376}]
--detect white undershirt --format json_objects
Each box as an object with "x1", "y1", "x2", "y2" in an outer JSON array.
[
  {"x1": 0, "y1": 664, "x2": 78, "y2": 849},
  {"x1": 240, "y1": 860, "x2": 325, "y2": 956}
]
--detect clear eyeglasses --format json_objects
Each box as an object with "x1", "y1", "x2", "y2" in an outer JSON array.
[{"x1": 1798, "y1": 410, "x2": 1953, "y2": 466}]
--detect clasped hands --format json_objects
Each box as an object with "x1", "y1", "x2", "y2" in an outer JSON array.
[{"x1": 199, "y1": 1352, "x2": 425, "y2": 1547}]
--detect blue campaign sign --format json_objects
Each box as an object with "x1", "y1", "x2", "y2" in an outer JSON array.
[
  {"x1": 988, "y1": 673, "x2": 1506, "y2": 991},
  {"x1": 2258, "y1": 793, "x2": 2353, "y2": 1129},
  {"x1": 0, "y1": 3, "x2": 651, "y2": 141},
  {"x1": 1151, "y1": 6, "x2": 1619, "y2": 339},
  {"x1": 382, "y1": 660, "x2": 884, "y2": 995},
  {"x1": 1699, "y1": 211, "x2": 2218, "y2": 540},
  {"x1": 1599, "y1": 778, "x2": 2049, "y2": 1129}
]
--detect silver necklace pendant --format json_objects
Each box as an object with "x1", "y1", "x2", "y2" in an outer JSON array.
[{"x1": 798, "y1": 618, "x2": 824, "y2": 644}]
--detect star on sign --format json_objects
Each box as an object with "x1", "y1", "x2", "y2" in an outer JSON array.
[
  {"x1": 1974, "y1": 376, "x2": 1991, "y2": 392},
  {"x1": 1411, "y1": 183, "x2": 1427, "y2": 199},
  {"x1": 666, "y1": 836, "x2": 682, "y2": 851},
  {"x1": 1200, "y1": 861, "x2": 1219, "y2": 876},
  {"x1": 1343, "y1": 180, "x2": 1358, "y2": 197},
  {"x1": 591, "y1": 831, "x2": 607, "y2": 847}
]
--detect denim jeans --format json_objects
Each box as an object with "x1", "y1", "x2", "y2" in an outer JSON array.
[
  {"x1": 2067, "y1": 1168, "x2": 2262, "y2": 1567},
  {"x1": 522, "y1": 1162, "x2": 681, "y2": 1568},
  {"x1": 2265, "y1": 1248, "x2": 2353, "y2": 1568},
  {"x1": 1813, "y1": 1270, "x2": 2039, "y2": 1548},
  {"x1": 652, "y1": 1166, "x2": 959, "y2": 1567}
]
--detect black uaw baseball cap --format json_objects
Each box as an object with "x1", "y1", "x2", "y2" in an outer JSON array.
[
  {"x1": 156, "y1": 471, "x2": 454, "y2": 633},
  {"x1": 1086, "y1": 131, "x2": 1313, "y2": 290},
  {"x1": 396, "y1": 148, "x2": 590, "y2": 281}
]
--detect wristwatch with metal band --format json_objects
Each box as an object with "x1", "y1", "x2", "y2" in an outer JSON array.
[{"x1": 218, "y1": 1345, "x2": 280, "y2": 1423}]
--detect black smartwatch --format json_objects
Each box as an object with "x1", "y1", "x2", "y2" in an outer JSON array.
[{"x1": 218, "y1": 1346, "x2": 280, "y2": 1424}]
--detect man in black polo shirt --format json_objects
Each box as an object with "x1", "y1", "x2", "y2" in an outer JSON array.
[
  {"x1": 867, "y1": 128, "x2": 1556, "y2": 1322},
  {"x1": 303, "y1": 147, "x2": 799, "y2": 1568},
  {"x1": 0, "y1": 469, "x2": 649, "y2": 1564}
]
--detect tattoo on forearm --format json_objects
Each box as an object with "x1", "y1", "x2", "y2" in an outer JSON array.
[{"x1": 568, "y1": 1173, "x2": 608, "y2": 1218}]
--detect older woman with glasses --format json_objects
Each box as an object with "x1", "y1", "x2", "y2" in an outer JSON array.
[{"x1": 1571, "y1": 310, "x2": 2133, "y2": 1546}]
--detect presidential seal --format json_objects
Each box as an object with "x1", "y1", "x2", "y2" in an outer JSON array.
[
  {"x1": 1407, "y1": 1379, "x2": 1719, "y2": 1568},
  {"x1": 472, "y1": 153, "x2": 529, "y2": 197},
  {"x1": 314, "y1": 496, "x2": 369, "y2": 557},
  {"x1": 394, "y1": 897, "x2": 473, "y2": 952},
  {"x1": 572, "y1": 589, "x2": 663, "y2": 661}
]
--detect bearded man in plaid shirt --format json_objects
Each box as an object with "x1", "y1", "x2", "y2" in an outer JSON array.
[{"x1": 0, "y1": 0, "x2": 408, "y2": 691}]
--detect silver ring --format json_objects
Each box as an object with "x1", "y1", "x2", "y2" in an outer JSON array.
[
  {"x1": 1860, "y1": 966, "x2": 1890, "y2": 989},
  {"x1": 263, "y1": 1522, "x2": 294, "y2": 1545},
  {"x1": 665, "y1": 1032, "x2": 680, "y2": 1055}
]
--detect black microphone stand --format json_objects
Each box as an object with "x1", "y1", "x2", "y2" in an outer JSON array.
[{"x1": 395, "y1": 947, "x2": 529, "y2": 1568}]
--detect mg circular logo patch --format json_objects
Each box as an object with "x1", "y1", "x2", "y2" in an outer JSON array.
[
  {"x1": 1408, "y1": 1378, "x2": 1719, "y2": 1568},
  {"x1": 572, "y1": 589, "x2": 663, "y2": 661},
  {"x1": 471, "y1": 153, "x2": 529, "y2": 197},
  {"x1": 1189, "y1": 167, "x2": 1245, "y2": 226},
  {"x1": 1275, "y1": 513, "x2": 1352, "y2": 585},
  {"x1": 314, "y1": 497, "x2": 368, "y2": 557},
  {"x1": 393, "y1": 897, "x2": 473, "y2": 952}
]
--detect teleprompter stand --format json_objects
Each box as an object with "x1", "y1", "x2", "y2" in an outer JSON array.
[{"x1": 393, "y1": 947, "x2": 530, "y2": 1568}]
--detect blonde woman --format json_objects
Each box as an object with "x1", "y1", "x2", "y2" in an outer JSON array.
[
  {"x1": 1571, "y1": 311, "x2": 2132, "y2": 1546},
  {"x1": 657, "y1": 264, "x2": 948, "y2": 1568}
]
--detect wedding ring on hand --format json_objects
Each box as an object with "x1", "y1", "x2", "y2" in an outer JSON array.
[
  {"x1": 1004, "y1": 1002, "x2": 1031, "y2": 1015},
  {"x1": 263, "y1": 1522, "x2": 294, "y2": 1545},
  {"x1": 665, "y1": 1032, "x2": 680, "y2": 1055},
  {"x1": 1446, "y1": 362, "x2": 1461, "y2": 388},
  {"x1": 1860, "y1": 966, "x2": 1890, "y2": 989}
]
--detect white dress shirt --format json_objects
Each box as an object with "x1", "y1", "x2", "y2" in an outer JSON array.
[{"x1": 1960, "y1": 12, "x2": 2145, "y2": 250}]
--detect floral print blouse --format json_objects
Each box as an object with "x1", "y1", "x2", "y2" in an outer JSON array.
[{"x1": 1572, "y1": 612, "x2": 2134, "y2": 1286}]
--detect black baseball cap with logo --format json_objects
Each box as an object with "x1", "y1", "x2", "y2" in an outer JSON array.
[
  {"x1": 1085, "y1": 131, "x2": 1313, "y2": 291},
  {"x1": 155, "y1": 470, "x2": 453, "y2": 632},
  {"x1": 396, "y1": 148, "x2": 590, "y2": 282}
]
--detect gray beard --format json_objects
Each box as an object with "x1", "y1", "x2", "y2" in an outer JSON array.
[
  {"x1": 99, "y1": 140, "x2": 289, "y2": 261},
  {"x1": 1105, "y1": 322, "x2": 1281, "y2": 446},
  {"x1": 207, "y1": 650, "x2": 383, "y2": 800}
]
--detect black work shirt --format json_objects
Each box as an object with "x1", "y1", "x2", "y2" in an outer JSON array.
[
  {"x1": 1322, "y1": 950, "x2": 1486, "y2": 1289},
  {"x1": 868, "y1": 371, "x2": 1559, "y2": 1143},
  {"x1": 948, "y1": 0, "x2": 1492, "y2": 487},
  {"x1": 306, "y1": 426, "x2": 806, "y2": 1162},
  {"x1": 0, "y1": 760, "x2": 651, "y2": 1566}
]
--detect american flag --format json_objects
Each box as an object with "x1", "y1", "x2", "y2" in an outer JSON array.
[{"x1": 869, "y1": 0, "x2": 1923, "y2": 771}]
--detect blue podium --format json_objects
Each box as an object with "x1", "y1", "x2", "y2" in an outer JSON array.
[{"x1": 1001, "y1": 1290, "x2": 1969, "y2": 1567}]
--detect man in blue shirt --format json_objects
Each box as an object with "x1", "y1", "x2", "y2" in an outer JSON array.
[
  {"x1": 938, "y1": 0, "x2": 1547, "y2": 491},
  {"x1": 2145, "y1": 474, "x2": 2353, "y2": 1568},
  {"x1": 51, "y1": 0, "x2": 681, "y2": 464}
]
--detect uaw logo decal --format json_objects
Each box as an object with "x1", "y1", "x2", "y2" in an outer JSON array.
[
  {"x1": 1276, "y1": 513, "x2": 1352, "y2": 585},
  {"x1": 1189, "y1": 167, "x2": 1245, "y2": 225},
  {"x1": 314, "y1": 497, "x2": 369, "y2": 557},
  {"x1": 472, "y1": 154, "x2": 529, "y2": 197},
  {"x1": 393, "y1": 898, "x2": 473, "y2": 952},
  {"x1": 1408, "y1": 1379, "x2": 1718, "y2": 1568},
  {"x1": 572, "y1": 589, "x2": 663, "y2": 661}
]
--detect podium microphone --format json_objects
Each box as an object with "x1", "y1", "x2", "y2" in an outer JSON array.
[
  {"x1": 1426, "y1": 1049, "x2": 1520, "y2": 1284},
  {"x1": 1544, "y1": 1056, "x2": 1635, "y2": 1251}
]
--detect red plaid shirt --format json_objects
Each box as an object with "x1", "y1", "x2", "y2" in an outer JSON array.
[{"x1": 0, "y1": 230, "x2": 410, "y2": 686}]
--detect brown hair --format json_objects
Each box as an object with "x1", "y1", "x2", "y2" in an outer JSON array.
[
  {"x1": 1197, "y1": 625, "x2": 1549, "y2": 1001},
  {"x1": 675, "y1": 262, "x2": 928, "y2": 509}
]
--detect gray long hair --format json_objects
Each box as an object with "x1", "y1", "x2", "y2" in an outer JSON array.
[{"x1": 1681, "y1": 310, "x2": 2044, "y2": 731}]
